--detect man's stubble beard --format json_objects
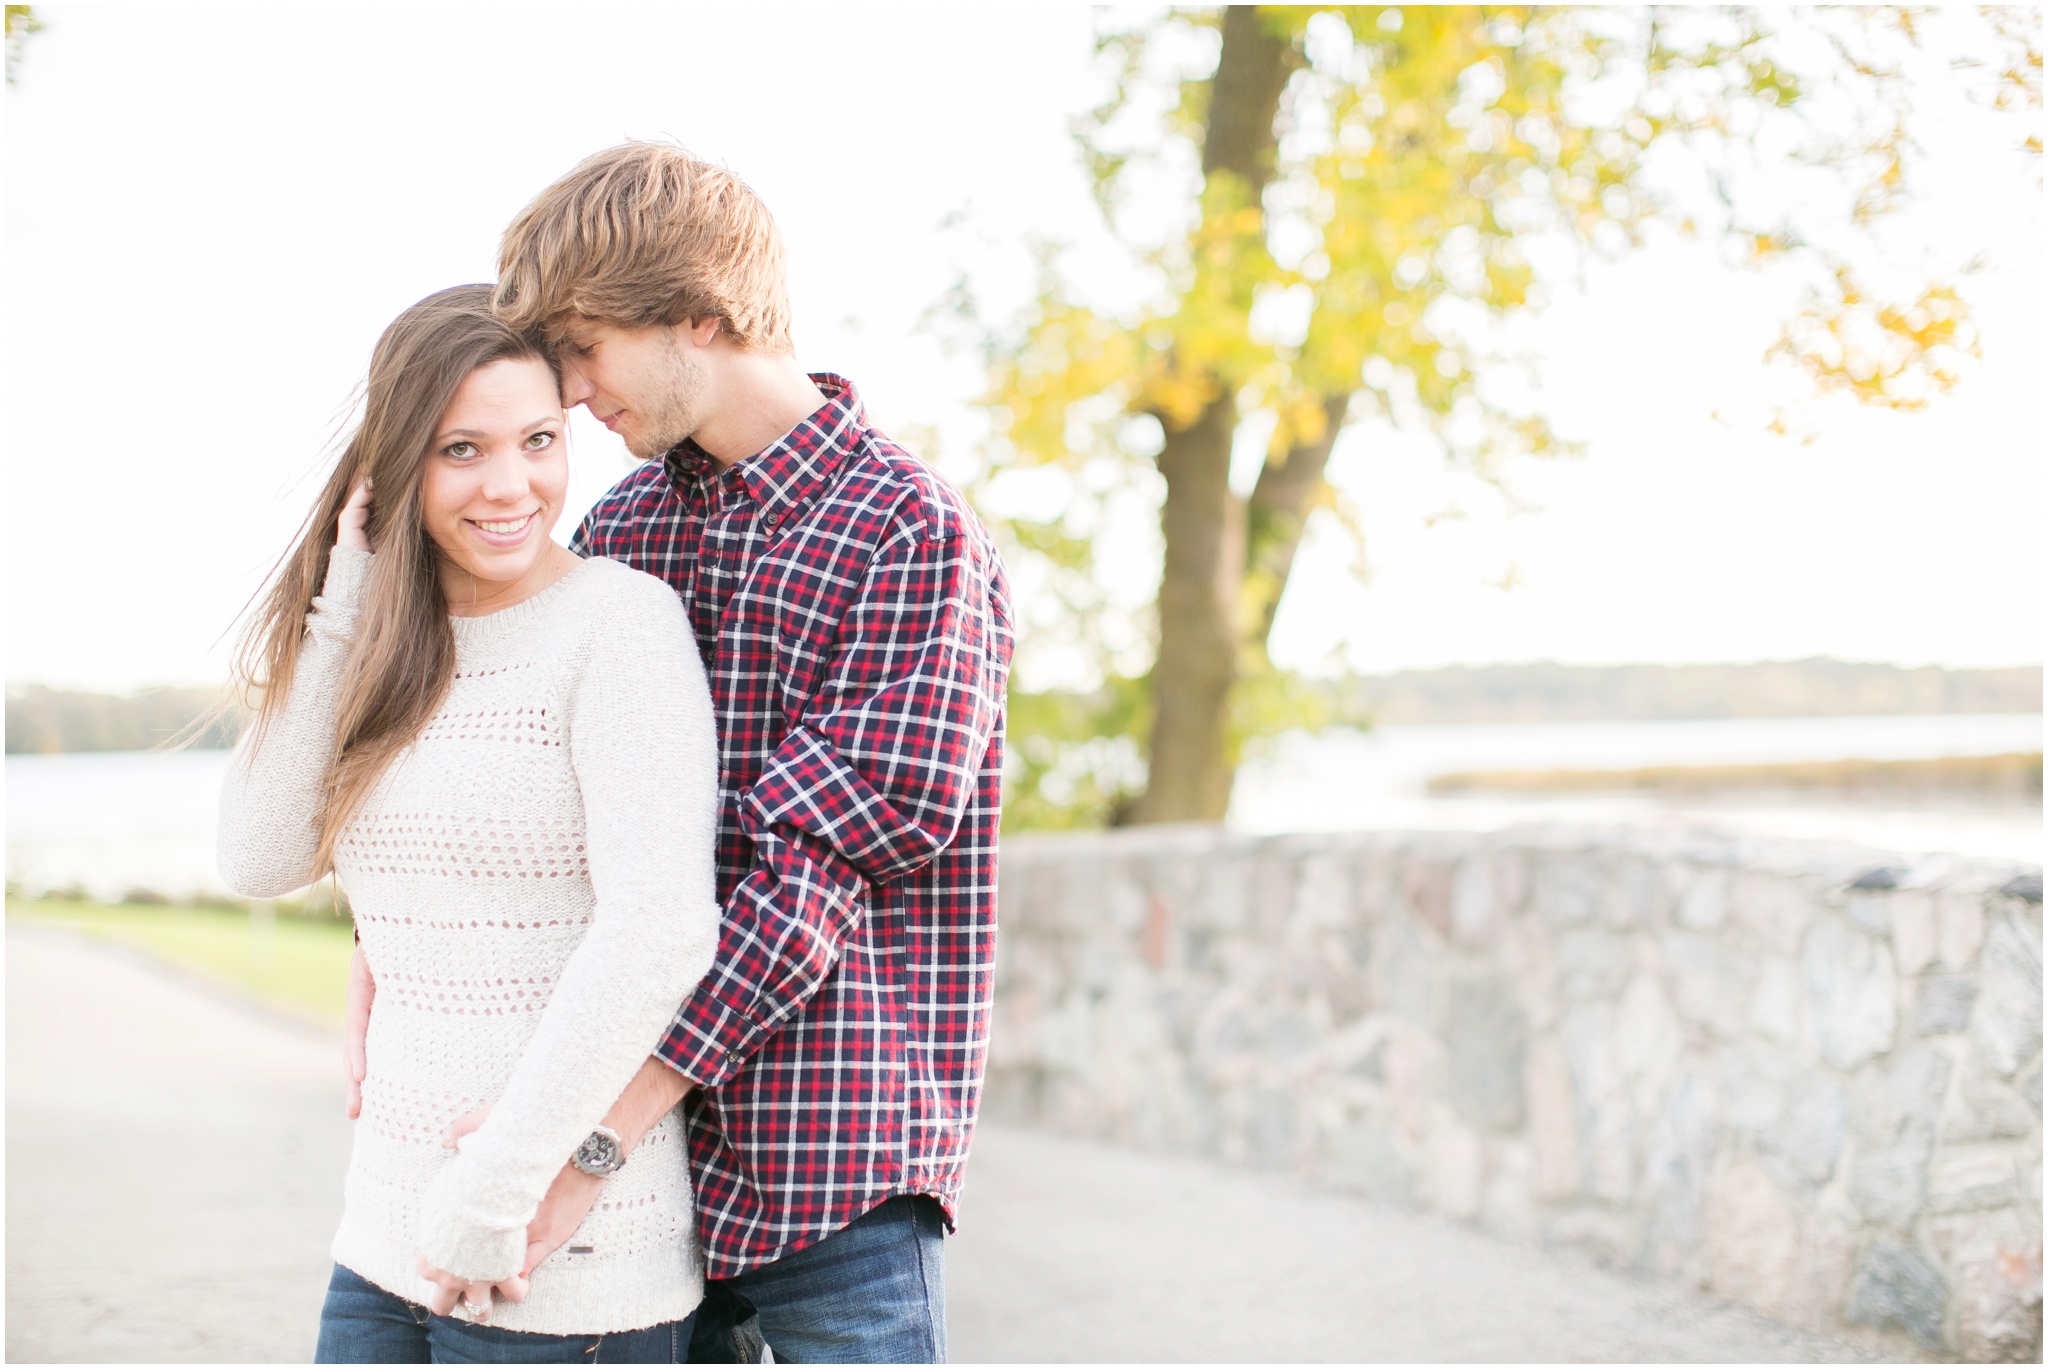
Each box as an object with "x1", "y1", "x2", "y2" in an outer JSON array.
[{"x1": 624, "y1": 330, "x2": 711, "y2": 461}]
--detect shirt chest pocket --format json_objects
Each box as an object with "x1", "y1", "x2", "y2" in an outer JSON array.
[{"x1": 744, "y1": 550, "x2": 861, "y2": 727}]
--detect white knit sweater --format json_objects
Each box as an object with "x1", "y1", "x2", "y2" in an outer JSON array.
[{"x1": 218, "y1": 548, "x2": 720, "y2": 1335}]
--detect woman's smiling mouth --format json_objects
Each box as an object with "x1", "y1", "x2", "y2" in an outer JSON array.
[{"x1": 468, "y1": 512, "x2": 538, "y2": 545}]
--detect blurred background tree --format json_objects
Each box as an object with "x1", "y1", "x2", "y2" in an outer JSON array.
[
  {"x1": 6, "y1": 4, "x2": 39, "y2": 84},
  {"x1": 968, "y1": 4, "x2": 2041, "y2": 830}
]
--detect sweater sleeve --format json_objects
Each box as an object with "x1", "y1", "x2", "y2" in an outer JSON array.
[
  {"x1": 413, "y1": 573, "x2": 722, "y2": 1282},
  {"x1": 216, "y1": 548, "x2": 372, "y2": 898}
]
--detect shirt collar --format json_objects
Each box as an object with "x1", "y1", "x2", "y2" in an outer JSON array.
[{"x1": 663, "y1": 373, "x2": 865, "y2": 530}]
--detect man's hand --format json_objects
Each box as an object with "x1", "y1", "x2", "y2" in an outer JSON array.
[
  {"x1": 344, "y1": 944, "x2": 374, "y2": 1119},
  {"x1": 441, "y1": 1056, "x2": 695, "y2": 1277},
  {"x1": 519, "y1": 1160, "x2": 607, "y2": 1279}
]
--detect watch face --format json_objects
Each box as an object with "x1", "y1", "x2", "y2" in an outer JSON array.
[{"x1": 575, "y1": 1131, "x2": 621, "y2": 1175}]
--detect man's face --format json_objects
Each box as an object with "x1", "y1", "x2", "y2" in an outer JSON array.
[{"x1": 555, "y1": 318, "x2": 711, "y2": 461}]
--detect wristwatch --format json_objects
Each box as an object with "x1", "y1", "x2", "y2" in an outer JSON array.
[{"x1": 571, "y1": 1125, "x2": 626, "y2": 1178}]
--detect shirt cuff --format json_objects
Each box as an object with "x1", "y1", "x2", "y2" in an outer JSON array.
[{"x1": 656, "y1": 999, "x2": 765, "y2": 1089}]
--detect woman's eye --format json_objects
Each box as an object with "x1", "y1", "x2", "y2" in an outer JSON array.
[
  {"x1": 525, "y1": 431, "x2": 556, "y2": 451},
  {"x1": 444, "y1": 442, "x2": 478, "y2": 459}
]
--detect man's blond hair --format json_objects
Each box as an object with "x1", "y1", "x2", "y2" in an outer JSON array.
[{"x1": 494, "y1": 142, "x2": 793, "y2": 352}]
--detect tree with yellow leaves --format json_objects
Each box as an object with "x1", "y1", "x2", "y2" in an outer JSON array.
[{"x1": 975, "y1": 5, "x2": 2039, "y2": 828}]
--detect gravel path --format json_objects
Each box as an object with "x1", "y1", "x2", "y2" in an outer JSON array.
[{"x1": 7, "y1": 924, "x2": 1903, "y2": 1363}]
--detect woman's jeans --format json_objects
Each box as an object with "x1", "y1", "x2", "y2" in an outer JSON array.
[{"x1": 314, "y1": 1264, "x2": 696, "y2": 1364}]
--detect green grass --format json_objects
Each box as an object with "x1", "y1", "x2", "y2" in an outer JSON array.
[{"x1": 6, "y1": 896, "x2": 355, "y2": 1026}]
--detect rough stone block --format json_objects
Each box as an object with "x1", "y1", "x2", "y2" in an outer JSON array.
[
  {"x1": 1707, "y1": 1163, "x2": 1798, "y2": 1317},
  {"x1": 1846, "y1": 889, "x2": 1892, "y2": 936},
  {"x1": 1759, "y1": 1073, "x2": 1847, "y2": 1190},
  {"x1": 1532, "y1": 854, "x2": 1601, "y2": 928},
  {"x1": 1954, "y1": 1226, "x2": 2044, "y2": 1362},
  {"x1": 1377, "y1": 920, "x2": 1436, "y2": 1031},
  {"x1": 1602, "y1": 856, "x2": 1662, "y2": 928},
  {"x1": 1939, "y1": 894, "x2": 1987, "y2": 970},
  {"x1": 1732, "y1": 873, "x2": 1813, "y2": 956},
  {"x1": 1641, "y1": 1067, "x2": 1719, "y2": 1271},
  {"x1": 1804, "y1": 917, "x2": 1896, "y2": 1071},
  {"x1": 1972, "y1": 914, "x2": 2043, "y2": 1078},
  {"x1": 1480, "y1": 1140, "x2": 1540, "y2": 1243},
  {"x1": 1850, "y1": 1044, "x2": 1952, "y2": 1230},
  {"x1": 1747, "y1": 957, "x2": 1803, "y2": 1046},
  {"x1": 1890, "y1": 892, "x2": 1938, "y2": 976},
  {"x1": 1449, "y1": 855, "x2": 1495, "y2": 945},
  {"x1": 1784, "y1": 1211, "x2": 1860, "y2": 1333},
  {"x1": 1914, "y1": 973, "x2": 1979, "y2": 1037},
  {"x1": 1444, "y1": 977, "x2": 1529, "y2": 1131},
  {"x1": 1558, "y1": 930, "x2": 1631, "y2": 1002},
  {"x1": 1404, "y1": 857, "x2": 1454, "y2": 938},
  {"x1": 1676, "y1": 866, "x2": 1727, "y2": 931},
  {"x1": 1661, "y1": 931, "x2": 1753, "y2": 1038},
  {"x1": 1847, "y1": 1241, "x2": 1951, "y2": 1351},
  {"x1": 1928, "y1": 1147, "x2": 2020, "y2": 1214},
  {"x1": 1525, "y1": 1037, "x2": 1581, "y2": 1198},
  {"x1": 1944, "y1": 1051, "x2": 2038, "y2": 1144},
  {"x1": 1291, "y1": 852, "x2": 1356, "y2": 933},
  {"x1": 1562, "y1": 1005, "x2": 1636, "y2": 1204},
  {"x1": 1430, "y1": 1115, "x2": 1483, "y2": 1217},
  {"x1": 1615, "y1": 975, "x2": 1685, "y2": 1114}
]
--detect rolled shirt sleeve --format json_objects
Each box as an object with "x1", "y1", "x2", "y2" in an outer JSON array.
[{"x1": 656, "y1": 516, "x2": 1004, "y2": 1087}]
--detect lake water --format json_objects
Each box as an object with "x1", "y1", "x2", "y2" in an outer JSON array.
[
  {"x1": 1230, "y1": 713, "x2": 2042, "y2": 862},
  {"x1": 6, "y1": 713, "x2": 2041, "y2": 902}
]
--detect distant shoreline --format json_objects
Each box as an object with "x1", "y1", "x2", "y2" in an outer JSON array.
[
  {"x1": 7, "y1": 659, "x2": 2041, "y2": 754},
  {"x1": 1429, "y1": 750, "x2": 2044, "y2": 800}
]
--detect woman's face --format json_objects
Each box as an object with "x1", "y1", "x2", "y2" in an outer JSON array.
[{"x1": 418, "y1": 357, "x2": 568, "y2": 605}]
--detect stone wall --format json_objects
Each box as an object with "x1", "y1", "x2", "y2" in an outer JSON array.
[{"x1": 986, "y1": 825, "x2": 2044, "y2": 1359}]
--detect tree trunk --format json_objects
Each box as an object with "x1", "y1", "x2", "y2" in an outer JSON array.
[
  {"x1": 1129, "y1": 6, "x2": 1295, "y2": 824},
  {"x1": 1245, "y1": 392, "x2": 1352, "y2": 649},
  {"x1": 1127, "y1": 394, "x2": 1242, "y2": 823}
]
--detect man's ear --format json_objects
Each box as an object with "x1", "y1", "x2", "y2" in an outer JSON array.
[{"x1": 679, "y1": 316, "x2": 722, "y2": 349}]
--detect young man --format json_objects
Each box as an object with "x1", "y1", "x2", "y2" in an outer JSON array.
[{"x1": 343, "y1": 143, "x2": 1012, "y2": 1362}]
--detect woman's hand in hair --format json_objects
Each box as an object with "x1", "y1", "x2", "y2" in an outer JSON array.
[{"x1": 336, "y1": 477, "x2": 374, "y2": 554}]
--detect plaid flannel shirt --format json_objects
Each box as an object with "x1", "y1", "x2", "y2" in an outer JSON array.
[{"x1": 571, "y1": 375, "x2": 1013, "y2": 1278}]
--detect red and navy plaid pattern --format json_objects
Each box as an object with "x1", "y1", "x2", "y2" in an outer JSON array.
[{"x1": 572, "y1": 376, "x2": 1013, "y2": 1278}]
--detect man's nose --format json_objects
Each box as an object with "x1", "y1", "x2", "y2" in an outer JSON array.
[{"x1": 559, "y1": 361, "x2": 595, "y2": 409}]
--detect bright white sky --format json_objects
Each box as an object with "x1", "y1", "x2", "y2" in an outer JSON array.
[{"x1": 5, "y1": 5, "x2": 2042, "y2": 693}]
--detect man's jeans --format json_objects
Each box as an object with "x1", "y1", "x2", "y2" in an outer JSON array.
[
  {"x1": 687, "y1": 1196, "x2": 948, "y2": 1364},
  {"x1": 315, "y1": 1264, "x2": 696, "y2": 1363}
]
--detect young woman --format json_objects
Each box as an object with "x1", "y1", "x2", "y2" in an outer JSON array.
[{"x1": 218, "y1": 286, "x2": 719, "y2": 1362}]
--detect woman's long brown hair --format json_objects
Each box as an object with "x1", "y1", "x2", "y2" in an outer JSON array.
[{"x1": 231, "y1": 285, "x2": 558, "y2": 876}]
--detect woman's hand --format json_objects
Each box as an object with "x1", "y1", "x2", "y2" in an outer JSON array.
[
  {"x1": 444, "y1": 1104, "x2": 606, "y2": 1279},
  {"x1": 336, "y1": 477, "x2": 373, "y2": 553},
  {"x1": 416, "y1": 1254, "x2": 527, "y2": 1322}
]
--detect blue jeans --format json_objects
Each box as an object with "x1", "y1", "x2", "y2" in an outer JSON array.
[
  {"x1": 687, "y1": 1195, "x2": 948, "y2": 1364},
  {"x1": 315, "y1": 1264, "x2": 696, "y2": 1363}
]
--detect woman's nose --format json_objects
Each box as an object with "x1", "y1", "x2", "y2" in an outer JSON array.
[{"x1": 480, "y1": 451, "x2": 528, "y2": 503}]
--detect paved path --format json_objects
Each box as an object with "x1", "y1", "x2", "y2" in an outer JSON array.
[{"x1": 7, "y1": 925, "x2": 1902, "y2": 1363}]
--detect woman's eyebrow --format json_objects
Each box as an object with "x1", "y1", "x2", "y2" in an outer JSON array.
[{"x1": 433, "y1": 416, "x2": 560, "y2": 442}]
